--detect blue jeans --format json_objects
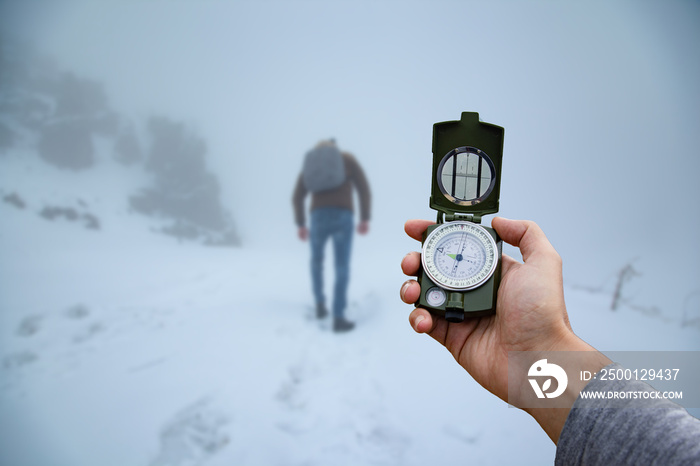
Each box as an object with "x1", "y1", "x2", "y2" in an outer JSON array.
[{"x1": 309, "y1": 208, "x2": 354, "y2": 318}]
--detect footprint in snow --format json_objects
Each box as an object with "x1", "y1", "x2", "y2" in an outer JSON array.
[
  {"x1": 16, "y1": 314, "x2": 44, "y2": 337},
  {"x1": 151, "y1": 398, "x2": 230, "y2": 466}
]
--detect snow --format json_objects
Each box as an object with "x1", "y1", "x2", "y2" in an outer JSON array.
[{"x1": 1, "y1": 152, "x2": 699, "y2": 466}]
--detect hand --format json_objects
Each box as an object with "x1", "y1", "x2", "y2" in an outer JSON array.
[
  {"x1": 400, "y1": 217, "x2": 571, "y2": 397},
  {"x1": 357, "y1": 220, "x2": 369, "y2": 235},
  {"x1": 399, "y1": 217, "x2": 608, "y2": 443},
  {"x1": 298, "y1": 227, "x2": 309, "y2": 241}
]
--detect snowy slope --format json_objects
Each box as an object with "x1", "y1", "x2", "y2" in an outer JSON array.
[{"x1": 1, "y1": 151, "x2": 699, "y2": 466}]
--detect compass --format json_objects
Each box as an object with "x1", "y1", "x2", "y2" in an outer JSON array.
[{"x1": 416, "y1": 112, "x2": 504, "y2": 322}]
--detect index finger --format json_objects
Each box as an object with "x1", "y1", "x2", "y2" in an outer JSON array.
[{"x1": 404, "y1": 219, "x2": 435, "y2": 242}]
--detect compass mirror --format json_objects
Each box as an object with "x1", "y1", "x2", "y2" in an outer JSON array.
[{"x1": 437, "y1": 147, "x2": 496, "y2": 206}]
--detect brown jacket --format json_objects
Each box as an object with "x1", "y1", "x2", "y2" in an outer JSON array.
[{"x1": 292, "y1": 152, "x2": 371, "y2": 227}]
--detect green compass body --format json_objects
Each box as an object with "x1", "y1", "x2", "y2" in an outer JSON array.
[{"x1": 417, "y1": 112, "x2": 504, "y2": 322}]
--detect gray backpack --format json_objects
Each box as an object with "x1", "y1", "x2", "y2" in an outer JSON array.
[{"x1": 302, "y1": 142, "x2": 346, "y2": 192}]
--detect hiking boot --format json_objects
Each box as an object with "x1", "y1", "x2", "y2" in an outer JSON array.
[
  {"x1": 316, "y1": 303, "x2": 328, "y2": 319},
  {"x1": 333, "y1": 317, "x2": 355, "y2": 333}
]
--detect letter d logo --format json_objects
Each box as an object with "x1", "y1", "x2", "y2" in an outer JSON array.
[{"x1": 528, "y1": 359, "x2": 568, "y2": 399}]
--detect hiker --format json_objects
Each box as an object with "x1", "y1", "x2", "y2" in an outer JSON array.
[{"x1": 292, "y1": 139, "x2": 371, "y2": 332}]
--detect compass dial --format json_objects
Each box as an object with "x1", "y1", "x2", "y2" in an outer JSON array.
[{"x1": 422, "y1": 221, "x2": 498, "y2": 291}]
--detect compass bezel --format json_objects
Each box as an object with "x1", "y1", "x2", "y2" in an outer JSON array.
[{"x1": 421, "y1": 221, "x2": 499, "y2": 291}]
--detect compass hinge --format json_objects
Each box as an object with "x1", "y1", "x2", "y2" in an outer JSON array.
[{"x1": 445, "y1": 213, "x2": 481, "y2": 223}]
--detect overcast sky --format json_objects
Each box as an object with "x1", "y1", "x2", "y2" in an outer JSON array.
[{"x1": 3, "y1": 0, "x2": 700, "y2": 316}]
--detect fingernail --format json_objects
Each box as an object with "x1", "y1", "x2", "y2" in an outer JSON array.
[
  {"x1": 400, "y1": 281, "x2": 411, "y2": 298},
  {"x1": 414, "y1": 315, "x2": 425, "y2": 330}
]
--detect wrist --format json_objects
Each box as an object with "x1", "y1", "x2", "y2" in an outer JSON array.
[{"x1": 524, "y1": 333, "x2": 611, "y2": 444}]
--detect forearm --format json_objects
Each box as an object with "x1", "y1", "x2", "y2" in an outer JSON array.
[
  {"x1": 347, "y1": 155, "x2": 371, "y2": 222},
  {"x1": 292, "y1": 174, "x2": 307, "y2": 227},
  {"x1": 555, "y1": 362, "x2": 700, "y2": 464}
]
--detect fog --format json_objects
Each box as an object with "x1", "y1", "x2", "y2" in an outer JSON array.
[
  {"x1": 1, "y1": 1, "x2": 700, "y2": 464},
  {"x1": 16, "y1": 0, "x2": 694, "y2": 312},
  {"x1": 2, "y1": 0, "x2": 699, "y2": 365},
  {"x1": 3, "y1": 0, "x2": 699, "y2": 346}
]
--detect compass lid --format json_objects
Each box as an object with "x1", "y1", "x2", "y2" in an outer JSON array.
[{"x1": 430, "y1": 112, "x2": 504, "y2": 221}]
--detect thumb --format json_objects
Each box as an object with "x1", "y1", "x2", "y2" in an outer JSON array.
[{"x1": 491, "y1": 217, "x2": 560, "y2": 266}]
